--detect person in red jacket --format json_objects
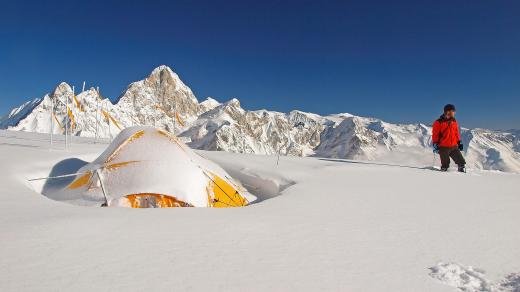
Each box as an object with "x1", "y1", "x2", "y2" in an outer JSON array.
[{"x1": 432, "y1": 104, "x2": 466, "y2": 172}]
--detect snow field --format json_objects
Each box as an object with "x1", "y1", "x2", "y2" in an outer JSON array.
[{"x1": 1, "y1": 130, "x2": 519, "y2": 291}]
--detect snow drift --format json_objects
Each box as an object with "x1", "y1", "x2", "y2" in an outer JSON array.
[{"x1": 42, "y1": 126, "x2": 255, "y2": 208}]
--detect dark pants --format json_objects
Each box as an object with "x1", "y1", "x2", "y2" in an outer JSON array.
[{"x1": 439, "y1": 147, "x2": 466, "y2": 169}]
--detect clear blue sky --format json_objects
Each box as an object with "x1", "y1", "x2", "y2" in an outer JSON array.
[{"x1": 1, "y1": 0, "x2": 519, "y2": 129}]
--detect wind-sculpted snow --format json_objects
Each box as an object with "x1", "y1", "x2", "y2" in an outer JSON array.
[{"x1": 2, "y1": 65, "x2": 519, "y2": 173}]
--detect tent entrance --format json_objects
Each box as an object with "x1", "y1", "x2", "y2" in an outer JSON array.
[{"x1": 124, "y1": 193, "x2": 193, "y2": 208}]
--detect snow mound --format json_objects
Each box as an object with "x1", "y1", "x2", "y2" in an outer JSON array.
[
  {"x1": 498, "y1": 273, "x2": 520, "y2": 292},
  {"x1": 428, "y1": 262, "x2": 520, "y2": 292},
  {"x1": 429, "y1": 262, "x2": 492, "y2": 291},
  {"x1": 43, "y1": 126, "x2": 256, "y2": 208}
]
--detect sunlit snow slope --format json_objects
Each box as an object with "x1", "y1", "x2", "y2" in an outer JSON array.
[{"x1": 0, "y1": 130, "x2": 519, "y2": 292}]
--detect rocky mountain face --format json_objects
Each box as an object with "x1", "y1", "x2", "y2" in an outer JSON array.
[
  {"x1": 115, "y1": 65, "x2": 202, "y2": 133},
  {"x1": 181, "y1": 99, "x2": 323, "y2": 156},
  {"x1": 1, "y1": 65, "x2": 519, "y2": 173}
]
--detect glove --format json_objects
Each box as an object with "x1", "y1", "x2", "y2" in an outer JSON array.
[
  {"x1": 433, "y1": 143, "x2": 440, "y2": 153},
  {"x1": 458, "y1": 142, "x2": 463, "y2": 151}
]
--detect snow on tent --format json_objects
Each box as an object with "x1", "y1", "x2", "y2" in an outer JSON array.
[{"x1": 44, "y1": 126, "x2": 256, "y2": 208}]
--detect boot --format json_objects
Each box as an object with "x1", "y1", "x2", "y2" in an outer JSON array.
[
  {"x1": 440, "y1": 167, "x2": 448, "y2": 172},
  {"x1": 458, "y1": 165, "x2": 466, "y2": 173}
]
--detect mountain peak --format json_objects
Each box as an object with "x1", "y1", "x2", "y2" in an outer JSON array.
[
  {"x1": 112, "y1": 65, "x2": 200, "y2": 124},
  {"x1": 225, "y1": 98, "x2": 241, "y2": 108},
  {"x1": 55, "y1": 81, "x2": 71, "y2": 90},
  {"x1": 199, "y1": 97, "x2": 221, "y2": 113},
  {"x1": 144, "y1": 65, "x2": 191, "y2": 95},
  {"x1": 150, "y1": 65, "x2": 174, "y2": 77},
  {"x1": 52, "y1": 82, "x2": 72, "y2": 97}
]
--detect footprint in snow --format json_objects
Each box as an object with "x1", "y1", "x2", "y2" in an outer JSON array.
[{"x1": 428, "y1": 262, "x2": 520, "y2": 292}]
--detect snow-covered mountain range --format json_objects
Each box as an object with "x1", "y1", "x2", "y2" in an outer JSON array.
[{"x1": 2, "y1": 65, "x2": 519, "y2": 173}]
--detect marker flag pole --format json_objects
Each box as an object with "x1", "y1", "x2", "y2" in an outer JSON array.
[
  {"x1": 65, "y1": 89, "x2": 69, "y2": 150},
  {"x1": 95, "y1": 87, "x2": 100, "y2": 143},
  {"x1": 50, "y1": 95, "x2": 54, "y2": 147},
  {"x1": 108, "y1": 106, "x2": 112, "y2": 141},
  {"x1": 70, "y1": 86, "x2": 74, "y2": 147}
]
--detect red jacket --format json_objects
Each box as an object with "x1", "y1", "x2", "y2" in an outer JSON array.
[{"x1": 432, "y1": 116, "x2": 461, "y2": 147}]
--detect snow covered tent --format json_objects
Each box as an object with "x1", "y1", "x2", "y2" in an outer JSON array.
[{"x1": 60, "y1": 126, "x2": 255, "y2": 207}]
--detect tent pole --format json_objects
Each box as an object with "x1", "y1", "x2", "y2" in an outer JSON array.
[
  {"x1": 50, "y1": 96, "x2": 53, "y2": 147},
  {"x1": 70, "y1": 86, "x2": 74, "y2": 147},
  {"x1": 108, "y1": 108, "x2": 112, "y2": 141},
  {"x1": 65, "y1": 89, "x2": 69, "y2": 150},
  {"x1": 105, "y1": 103, "x2": 112, "y2": 141},
  {"x1": 96, "y1": 169, "x2": 109, "y2": 207},
  {"x1": 95, "y1": 87, "x2": 100, "y2": 143}
]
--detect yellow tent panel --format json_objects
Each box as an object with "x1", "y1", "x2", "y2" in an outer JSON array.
[{"x1": 206, "y1": 171, "x2": 248, "y2": 207}]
